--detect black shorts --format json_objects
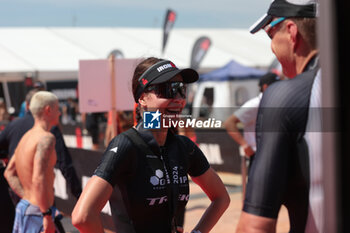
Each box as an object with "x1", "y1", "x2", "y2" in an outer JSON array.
[{"x1": 87, "y1": 127, "x2": 99, "y2": 144}]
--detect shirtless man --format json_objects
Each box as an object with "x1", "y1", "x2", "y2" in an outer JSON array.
[{"x1": 5, "y1": 91, "x2": 61, "y2": 233}]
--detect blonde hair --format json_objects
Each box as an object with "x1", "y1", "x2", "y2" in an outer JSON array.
[{"x1": 29, "y1": 91, "x2": 58, "y2": 117}]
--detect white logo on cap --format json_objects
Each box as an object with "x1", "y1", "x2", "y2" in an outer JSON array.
[{"x1": 157, "y1": 63, "x2": 173, "y2": 72}]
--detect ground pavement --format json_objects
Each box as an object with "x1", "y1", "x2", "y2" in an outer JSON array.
[
  {"x1": 61, "y1": 172, "x2": 290, "y2": 233},
  {"x1": 183, "y1": 172, "x2": 290, "y2": 233}
]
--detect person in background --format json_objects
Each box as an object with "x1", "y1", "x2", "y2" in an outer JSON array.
[
  {"x1": 81, "y1": 112, "x2": 102, "y2": 150},
  {"x1": 224, "y1": 72, "x2": 279, "y2": 199},
  {"x1": 72, "y1": 57, "x2": 230, "y2": 233},
  {"x1": 0, "y1": 89, "x2": 82, "y2": 199},
  {"x1": 61, "y1": 98, "x2": 78, "y2": 125},
  {"x1": 236, "y1": 0, "x2": 322, "y2": 232},
  {"x1": 0, "y1": 97, "x2": 10, "y2": 123},
  {"x1": 5, "y1": 91, "x2": 61, "y2": 233},
  {"x1": 18, "y1": 81, "x2": 45, "y2": 118},
  {"x1": 0, "y1": 89, "x2": 82, "y2": 232}
]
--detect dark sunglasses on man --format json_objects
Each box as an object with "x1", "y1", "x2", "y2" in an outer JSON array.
[
  {"x1": 264, "y1": 17, "x2": 286, "y2": 39},
  {"x1": 145, "y1": 82, "x2": 187, "y2": 99}
]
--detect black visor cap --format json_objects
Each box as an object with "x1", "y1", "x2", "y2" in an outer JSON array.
[{"x1": 134, "y1": 60, "x2": 198, "y2": 102}]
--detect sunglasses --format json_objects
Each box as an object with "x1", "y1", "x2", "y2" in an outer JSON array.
[
  {"x1": 264, "y1": 17, "x2": 286, "y2": 38},
  {"x1": 145, "y1": 82, "x2": 187, "y2": 99}
]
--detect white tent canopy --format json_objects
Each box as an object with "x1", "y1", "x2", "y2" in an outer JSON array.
[{"x1": 0, "y1": 27, "x2": 274, "y2": 81}]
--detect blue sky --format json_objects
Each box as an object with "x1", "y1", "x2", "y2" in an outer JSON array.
[{"x1": 0, "y1": 0, "x2": 271, "y2": 28}]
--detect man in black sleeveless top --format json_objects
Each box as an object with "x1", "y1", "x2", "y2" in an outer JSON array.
[{"x1": 236, "y1": 0, "x2": 323, "y2": 232}]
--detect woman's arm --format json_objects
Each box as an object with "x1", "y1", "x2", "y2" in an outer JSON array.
[
  {"x1": 190, "y1": 167, "x2": 230, "y2": 233},
  {"x1": 72, "y1": 176, "x2": 113, "y2": 233}
]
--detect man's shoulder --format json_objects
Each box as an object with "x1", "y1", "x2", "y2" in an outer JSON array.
[
  {"x1": 25, "y1": 129, "x2": 56, "y2": 147},
  {"x1": 261, "y1": 71, "x2": 317, "y2": 108},
  {"x1": 4, "y1": 114, "x2": 34, "y2": 131},
  {"x1": 39, "y1": 131, "x2": 56, "y2": 142},
  {"x1": 4, "y1": 117, "x2": 24, "y2": 129},
  {"x1": 14, "y1": 130, "x2": 48, "y2": 156},
  {"x1": 35, "y1": 133, "x2": 56, "y2": 154},
  {"x1": 266, "y1": 78, "x2": 302, "y2": 96}
]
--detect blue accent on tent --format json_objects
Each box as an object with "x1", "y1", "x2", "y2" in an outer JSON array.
[{"x1": 199, "y1": 60, "x2": 265, "y2": 82}]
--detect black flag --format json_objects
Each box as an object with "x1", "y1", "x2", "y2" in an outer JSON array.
[
  {"x1": 162, "y1": 9, "x2": 176, "y2": 54},
  {"x1": 190, "y1": 36, "x2": 211, "y2": 70},
  {"x1": 108, "y1": 49, "x2": 124, "y2": 59}
]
